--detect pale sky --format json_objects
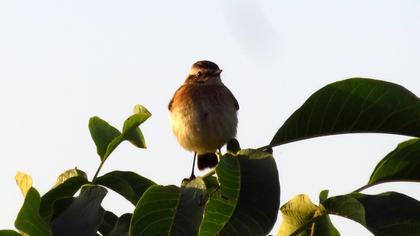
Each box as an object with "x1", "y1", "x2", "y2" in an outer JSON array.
[{"x1": 1, "y1": 1, "x2": 419, "y2": 235}]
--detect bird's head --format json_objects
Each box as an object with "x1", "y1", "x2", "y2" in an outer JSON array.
[{"x1": 185, "y1": 60, "x2": 223, "y2": 85}]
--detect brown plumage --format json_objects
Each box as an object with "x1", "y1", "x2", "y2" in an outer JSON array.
[{"x1": 169, "y1": 61, "x2": 239, "y2": 177}]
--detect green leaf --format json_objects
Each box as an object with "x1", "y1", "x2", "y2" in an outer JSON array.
[
  {"x1": 94, "y1": 171, "x2": 156, "y2": 205},
  {"x1": 107, "y1": 213, "x2": 132, "y2": 236},
  {"x1": 124, "y1": 127, "x2": 146, "y2": 148},
  {"x1": 15, "y1": 187, "x2": 52, "y2": 236},
  {"x1": 199, "y1": 149, "x2": 280, "y2": 236},
  {"x1": 199, "y1": 154, "x2": 240, "y2": 236},
  {"x1": 89, "y1": 116, "x2": 121, "y2": 161},
  {"x1": 271, "y1": 78, "x2": 420, "y2": 147},
  {"x1": 279, "y1": 194, "x2": 339, "y2": 236},
  {"x1": 129, "y1": 185, "x2": 180, "y2": 236},
  {"x1": 173, "y1": 178, "x2": 208, "y2": 236},
  {"x1": 98, "y1": 105, "x2": 152, "y2": 161},
  {"x1": 0, "y1": 230, "x2": 21, "y2": 236},
  {"x1": 202, "y1": 175, "x2": 219, "y2": 194},
  {"x1": 50, "y1": 185, "x2": 107, "y2": 236},
  {"x1": 319, "y1": 190, "x2": 329, "y2": 203},
  {"x1": 323, "y1": 192, "x2": 420, "y2": 235},
  {"x1": 98, "y1": 211, "x2": 118, "y2": 235},
  {"x1": 122, "y1": 104, "x2": 151, "y2": 148},
  {"x1": 39, "y1": 169, "x2": 89, "y2": 221},
  {"x1": 368, "y1": 138, "x2": 420, "y2": 187},
  {"x1": 322, "y1": 194, "x2": 366, "y2": 226},
  {"x1": 129, "y1": 179, "x2": 207, "y2": 236}
]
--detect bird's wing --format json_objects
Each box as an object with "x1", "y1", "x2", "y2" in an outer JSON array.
[
  {"x1": 168, "y1": 97, "x2": 174, "y2": 111},
  {"x1": 223, "y1": 85, "x2": 239, "y2": 110},
  {"x1": 168, "y1": 85, "x2": 185, "y2": 111}
]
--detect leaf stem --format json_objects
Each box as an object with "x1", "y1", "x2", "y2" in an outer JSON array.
[
  {"x1": 257, "y1": 144, "x2": 272, "y2": 151},
  {"x1": 202, "y1": 169, "x2": 216, "y2": 179},
  {"x1": 353, "y1": 179, "x2": 420, "y2": 193},
  {"x1": 92, "y1": 160, "x2": 105, "y2": 182},
  {"x1": 353, "y1": 183, "x2": 376, "y2": 193}
]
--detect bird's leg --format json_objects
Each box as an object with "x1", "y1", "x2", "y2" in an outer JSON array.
[
  {"x1": 217, "y1": 148, "x2": 222, "y2": 158},
  {"x1": 190, "y1": 152, "x2": 197, "y2": 180}
]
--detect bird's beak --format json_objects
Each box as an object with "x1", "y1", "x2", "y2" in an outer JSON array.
[{"x1": 215, "y1": 69, "x2": 223, "y2": 76}]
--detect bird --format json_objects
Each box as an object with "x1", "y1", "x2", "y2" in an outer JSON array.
[{"x1": 169, "y1": 60, "x2": 239, "y2": 179}]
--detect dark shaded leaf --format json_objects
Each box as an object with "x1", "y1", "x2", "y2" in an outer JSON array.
[
  {"x1": 40, "y1": 168, "x2": 89, "y2": 221},
  {"x1": 226, "y1": 138, "x2": 241, "y2": 154},
  {"x1": 0, "y1": 230, "x2": 20, "y2": 236},
  {"x1": 368, "y1": 138, "x2": 420, "y2": 186},
  {"x1": 271, "y1": 78, "x2": 420, "y2": 146},
  {"x1": 108, "y1": 213, "x2": 132, "y2": 236},
  {"x1": 319, "y1": 190, "x2": 329, "y2": 203},
  {"x1": 323, "y1": 192, "x2": 420, "y2": 235},
  {"x1": 199, "y1": 149, "x2": 280, "y2": 236},
  {"x1": 14, "y1": 187, "x2": 52, "y2": 236},
  {"x1": 98, "y1": 211, "x2": 118, "y2": 236},
  {"x1": 89, "y1": 116, "x2": 121, "y2": 161},
  {"x1": 94, "y1": 171, "x2": 156, "y2": 205},
  {"x1": 50, "y1": 185, "x2": 107, "y2": 236}
]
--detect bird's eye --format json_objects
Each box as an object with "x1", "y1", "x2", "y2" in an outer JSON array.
[{"x1": 196, "y1": 71, "x2": 202, "y2": 77}]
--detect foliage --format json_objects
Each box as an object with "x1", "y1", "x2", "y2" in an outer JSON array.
[{"x1": 1, "y1": 79, "x2": 420, "y2": 236}]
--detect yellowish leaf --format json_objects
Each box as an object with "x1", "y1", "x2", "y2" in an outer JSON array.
[{"x1": 15, "y1": 172, "x2": 33, "y2": 197}]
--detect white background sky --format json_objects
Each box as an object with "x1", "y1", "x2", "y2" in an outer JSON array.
[{"x1": 1, "y1": 1, "x2": 419, "y2": 235}]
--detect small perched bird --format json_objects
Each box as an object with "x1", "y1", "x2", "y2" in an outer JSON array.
[{"x1": 169, "y1": 60, "x2": 239, "y2": 179}]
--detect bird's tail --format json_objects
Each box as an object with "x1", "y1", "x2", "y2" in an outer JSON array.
[{"x1": 197, "y1": 153, "x2": 218, "y2": 170}]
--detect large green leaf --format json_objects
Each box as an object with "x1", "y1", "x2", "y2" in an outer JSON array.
[
  {"x1": 322, "y1": 192, "x2": 420, "y2": 235},
  {"x1": 198, "y1": 154, "x2": 240, "y2": 236},
  {"x1": 0, "y1": 230, "x2": 20, "y2": 236},
  {"x1": 199, "y1": 149, "x2": 280, "y2": 236},
  {"x1": 173, "y1": 178, "x2": 208, "y2": 236},
  {"x1": 94, "y1": 171, "x2": 156, "y2": 205},
  {"x1": 50, "y1": 185, "x2": 107, "y2": 236},
  {"x1": 367, "y1": 138, "x2": 420, "y2": 187},
  {"x1": 271, "y1": 78, "x2": 420, "y2": 146},
  {"x1": 129, "y1": 185, "x2": 180, "y2": 236},
  {"x1": 89, "y1": 116, "x2": 121, "y2": 161},
  {"x1": 279, "y1": 194, "x2": 339, "y2": 236},
  {"x1": 14, "y1": 187, "x2": 52, "y2": 236},
  {"x1": 129, "y1": 178, "x2": 207, "y2": 236},
  {"x1": 40, "y1": 168, "x2": 89, "y2": 221}
]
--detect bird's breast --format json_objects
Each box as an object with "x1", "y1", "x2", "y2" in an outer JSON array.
[{"x1": 170, "y1": 85, "x2": 238, "y2": 154}]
